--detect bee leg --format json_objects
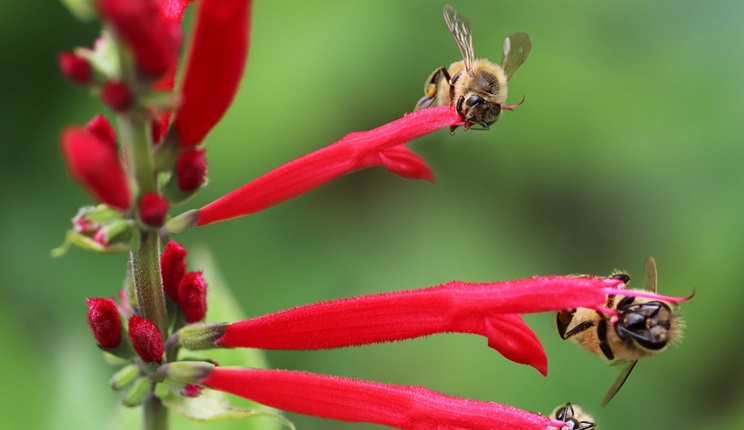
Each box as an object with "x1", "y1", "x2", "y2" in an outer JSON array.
[
  {"x1": 597, "y1": 319, "x2": 615, "y2": 360},
  {"x1": 562, "y1": 319, "x2": 595, "y2": 340},
  {"x1": 415, "y1": 66, "x2": 450, "y2": 111}
]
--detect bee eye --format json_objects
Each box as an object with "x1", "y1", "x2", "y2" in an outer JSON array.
[{"x1": 465, "y1": 95, "x2": 484, "y2": 107}]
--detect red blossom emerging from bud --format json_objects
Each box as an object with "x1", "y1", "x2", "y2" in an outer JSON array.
[
  {"x1": 101, "y1": 80, "x2": 134, "y2": 112},
  {"x1": 58, "y1": 51, "x2": 92, "y2": 84},
  {"x1": 161, "y1": 240, "x2": 188, "y2": 301},
  {"x1": 173, "y1": 0, "x2": 251, "y2": 147},
  {"x1": 61, "y1": 127, "x2": 131, "y2": 210},
  {"x1": 86, "y1": 298, "x2": 122, "y2": 348},
  {"x1": 97, "y1": 0, "x2": 182, "y2": 78},
  {"x1": 175, "y1": 149, "x2": 208, "y2": 191},
  {"x1": 139, "y1": 192, "x2": 169, "y2": 226},
  {"x1": 85, "y1": 114, "x2": 117, "y2": 150},
  {"x1": 200, "y1": 368, "x2": 568, "y2": 430},
  {"x1": 193, "y1": 106, "x2": 463, "y2": 227},
  {"x1": 128, "y1": 315, "x2": 164, "y2": 363},
  {"x1": 180, "y1": 383, "x2": 205, "y2": 398},
  {"x1": 178, "y1": 271, "x2": 208, "y2": 323}
]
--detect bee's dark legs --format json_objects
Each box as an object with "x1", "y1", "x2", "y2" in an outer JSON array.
[
  {"x1": 562, "y1": 319, "x2": 595, "y2": 340},
  {"x1": 414, "y1": 67, "x2": 450, "y2": 111},
  {"x1": 597, "y1": 319, "x2": 615, "y2": 360}
]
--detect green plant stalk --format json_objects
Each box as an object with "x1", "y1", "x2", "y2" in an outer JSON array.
[{"x1": 112, "y1": 30, "x2": 170, "y2": 430}]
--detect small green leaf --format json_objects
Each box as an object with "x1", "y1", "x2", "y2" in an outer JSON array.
[{"x1": 160, "y1": 387, "x2": 295, "y2": 429}]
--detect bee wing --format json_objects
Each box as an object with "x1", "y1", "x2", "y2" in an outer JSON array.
[
  {"x1": 601, "y1": 359, "x2": 638, "y2": 407},
  {"x1": 443, "y1": 5, "x2": 474, "y2": 75},
  {"x1": 643, "y1": 256, "x2": 658, "y2": 293},
  {"x1": 501, "y1": 32, "x2": 531, "y2": 80}
]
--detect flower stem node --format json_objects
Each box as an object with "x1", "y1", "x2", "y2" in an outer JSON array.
[
  {"x1": 174, "y1": 322, "x2": 228, "y2": 351},
  {"x1": 110, "y1": 363, "x2": 141, "y2": 391},
  {"x1": 159, "y1": 361, "x2": 216, "y2": 386},
  {"x1": 128, "y1": 315, "x2": 165, "y2": 363},
  {"x1": 123, "y1": 376, "x2": 153, "y2": 407}
]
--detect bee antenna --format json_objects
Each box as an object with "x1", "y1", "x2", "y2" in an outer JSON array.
[{"x1": 503, "y1": 95, "x2": 525, "y2": 111}]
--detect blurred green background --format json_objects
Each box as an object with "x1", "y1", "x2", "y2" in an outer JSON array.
[{"x1": 1, "y1": 0, "x2": 743, "y2": 429}]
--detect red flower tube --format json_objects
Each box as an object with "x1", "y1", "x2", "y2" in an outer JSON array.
[
  {"x1": 60, "y1": 126, "x2": 131, "y2": 210},
  {"x1": 172, "y1": 0, "x2": 252, "y2": 147},
  {"x1": 193, "y1": 106, "x2": 463, "y2": 227},
  {"x1": 199, "y1": 367, "x2": 568, "y2": 430}
]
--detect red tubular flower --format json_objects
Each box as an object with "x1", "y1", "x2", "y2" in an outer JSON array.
[
  {"x1": 172, "y1": 0, "x2": 251, "y2": 147},
  {"x1": 200, "y1": 368, "x2": 568, "y2": 430},
  {"x1": 194, "y1": 106, "x2": 463, "y2": 226},
  {"x1": 58, "y1": 51, "x2": 91, "y2": 84},
  {"x1": 60, "y1": 126, "x2": 131, "y2": 210},
  {"x1": 178, "y1": 271, "x2": 208, "y2": 323},
  {"x1": 161, "y1": 240, "x2": 188, "y2": 302},
  {"x1": 139, "y1": 192, "x2": 169, "y2": 226},
  {"x1": 128, "y1": 315, "x2": 164, "y2": 363},
  {"x1": 100, "y1": 81, "x2": 134, "y2": 112},
  {"x1": 85, "y1": 114, "x2": 117, "y2": 150},
  {"x1": 86, "y1": 298, "x2": 121, "y2": 348},
  {"x1": 97, "y1": 0, "x2": 182, "y2": 78},
  {"x1": 175, "y1": 148, "x2": 208, "y2": 191}
]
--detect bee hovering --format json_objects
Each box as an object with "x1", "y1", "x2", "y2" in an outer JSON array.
[
  {"x1": 415, "y1": 4, "x2": 531, "y2": 133},
  {"x1": 549, "y1": 402, "x2": 597, "y2": 430},
  {"x1": 557, "y1": 257, "x2": 686, "y2": 406}
]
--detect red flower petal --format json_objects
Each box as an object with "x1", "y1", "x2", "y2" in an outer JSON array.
[
  {"x1": 86, "y1": 298, "x2": 121, "y2": 348},
  {"x1": 60, "y1": 126, "x2": 131, "y2": 210},
  {"x1": 173, "y1": 0, "x2": 252, "y2": 147},
  {"x1": 139, "y1": 192, "x2": 170, "y2": 226},
  {"x1": 58, "y1": 51, "x2": 92, "y2": 84},
  {"x1": 85, "y1": 114, "x2": 117, "y2": 151},
  {"x1": 195, "y1": 106, "x2": 463, "y2": 226},
  {"x1": 201, "y1": 368, "x2": 566, "y2": 430},
  {"x1": 161, "y1": 240, "x2": 188, "y2": 302},
  {"x1": 97, "y1": 0, "x2": 182, "y2": 78},
  {"x1": 379, "y1": 146, "x2": 435, "y2": 182},
  {"x1": 128, "y1": 315, "x2": 164, "y2": 363},
  {"x1": 178, "y1": 271, "x2": 208, "y2": 323}
]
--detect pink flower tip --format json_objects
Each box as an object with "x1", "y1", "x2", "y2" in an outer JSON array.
[
  {"x1": 128, "y1": 315, "x2": 164, "y2": 363},
  {"x1": 86, "y1": 297, "x2": 121, "y2": 349},
  {"x1": 161, "y1": 240, "x2": 188, "y2": 302},
  {"x1": 175, "y1": 148, "x2": 208, "y2": 191},
  {"x1": 180, "y1": 383, "x2": 205, "y2": 397},
  {"x1": 139, "y1": 192, "x2": 169, "y2": 227},
  {"x1": 178, "y1": 271, "x2": 208, "y2": 323},
  {"x1": 101, "y1": 80, "x2": 134, "y2": 112},
  {"x1": 58, "y1": 51, "x2": 92, "y2": 84}
]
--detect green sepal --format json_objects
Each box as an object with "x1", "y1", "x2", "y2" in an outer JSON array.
[
  {"x1": 60, "y1": 0, "x2": 96, "y2": 21},
  {"x1": 165, "y1": 209, "x2": 199, "y2": 234},
  {"x1": 52, "y1": 230, "x2": 133, "y2": 256},
  {"x1": 175, "y1": 322, "x2": 229, "y2": 351},
  {"x1": 111, "y1": 364, "x2": 141, "y2": 392},
  {"x1": 123, "y1": 377, "x2": 152, "y2": 407},
  {"x1": 158, "y1": 384, "x2": 295, "y2": 429}
]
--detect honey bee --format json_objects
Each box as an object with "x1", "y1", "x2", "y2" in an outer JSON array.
[
  {"x1": 549, "y1": 402, "x2": 596, "y2": 430},
  {"x1": 556, "y1": 257, "x2": 684, "y2": 406},
  {"x1": 415, "y1": 4, "x2": 531, "y2": 133}
]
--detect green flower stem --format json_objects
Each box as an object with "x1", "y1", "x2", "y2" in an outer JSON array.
[
  {"x1": 130, "y1": 232, "x2": 169, "y2": 341},
  {"x1": 143, "y1": 393, "x2": 168, "y2": 430}
]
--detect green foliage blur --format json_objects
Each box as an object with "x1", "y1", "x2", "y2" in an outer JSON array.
[{"x1": 1, "y1": 1, "x2": 743, "y2": 429}]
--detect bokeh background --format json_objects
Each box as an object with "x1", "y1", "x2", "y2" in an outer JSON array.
[{"x1": 1, "y1": 0, "x2": 743, "y2": 429}]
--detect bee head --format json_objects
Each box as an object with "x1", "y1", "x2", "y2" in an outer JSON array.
[
  {"x1": 456, "y1": 94, "x2": 501, "y2": 129},
  {"x1": 614, "y1": 297, "x2": 675, "y2": 351}
]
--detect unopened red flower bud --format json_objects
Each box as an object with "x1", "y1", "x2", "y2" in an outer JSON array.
[
  {"x1": 85, "y1": 114, "x2": 117, "y2": 151},
  {"x1": 97, "y1": 0, "x2": 182, "y2": 78},
  {"x1": 161, "y1": 240, "x2": 188, "y2": 302},
  {"x1": 101, "y1": 80, "x2": 134, "y2": 112},
  {"x1": 86, "y1": 298, "x2": 122, "y2": 348},
  {"x1": 139, "y1": 192, "x2": 169, "y2": 227},
  {"x1": 175, "y1": 149, "x2": 207, "y2": 191},
  {"x1": 178, "y1": 271, "x2": 208, "y2": 323},
  {"x1": 58, "y1": 51, "x2": 92, "y2": 84},
  {"x1": 128, "y1": 315, "x2": 164, "y2": 363},
  {"x1": 61, "y1": 127, "x2": 131, "y2": 210}
]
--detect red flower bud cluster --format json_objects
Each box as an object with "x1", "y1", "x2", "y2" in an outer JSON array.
[{"x1": 160, "y1": 240, "x2": 208, "y2": 323}]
